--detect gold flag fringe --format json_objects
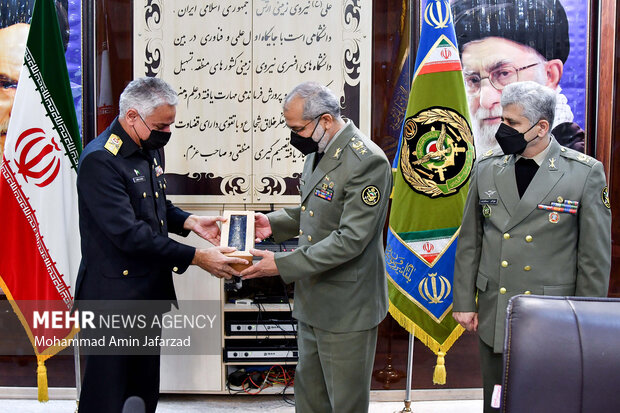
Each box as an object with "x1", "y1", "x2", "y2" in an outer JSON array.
[
  {"x1": 0, "y1": 277, "x2": 78, "y2": 402},
  {"x1": 388, "y1": 302, "x2": 465, "y2": 385},
  {"x1": 36, "y1": 355, "x2": 52, "y2": 402}
]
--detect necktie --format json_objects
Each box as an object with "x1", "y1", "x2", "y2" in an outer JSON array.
[{"x1": 515, "y1": 158, "x2": 539, "y2": 198}]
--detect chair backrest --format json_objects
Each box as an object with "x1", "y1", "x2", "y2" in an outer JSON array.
[{"x1": 502, "y1": 295, "x2": 620, "y2": 413}]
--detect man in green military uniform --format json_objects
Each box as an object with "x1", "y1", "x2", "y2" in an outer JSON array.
[
  {"x1": 453, "y1": 81, "x2": 611, "y2": 412},
  {"x1": 241, "y1": 82, "x2": 392, "y2": 413}
]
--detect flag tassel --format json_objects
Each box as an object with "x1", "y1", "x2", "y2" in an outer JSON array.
[
  {"x1": 37, "y1": 356, "x2": 49, "y2": 402},
  {"x1": 432, "y1": 351, "x2": 446, "y2": 385}
]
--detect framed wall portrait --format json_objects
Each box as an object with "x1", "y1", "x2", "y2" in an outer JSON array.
[
  {"x1": 0, "y1": 0, "x2": 81, "y2": 158},
  {"x1": 450, "y1": 0, "x2": 590, "y2": 155}
]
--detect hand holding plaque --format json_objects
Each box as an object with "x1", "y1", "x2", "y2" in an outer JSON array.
[{"x1": 220, "y1": 211, "x2": 254, "y2": 272}]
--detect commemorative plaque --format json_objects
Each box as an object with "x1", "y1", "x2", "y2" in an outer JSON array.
[{"x1": 221, "y1": 211, "x2": 254, "y2": 271}]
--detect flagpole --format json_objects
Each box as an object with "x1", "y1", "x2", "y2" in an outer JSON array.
[
  {"x1": 399, "y1": 333, "x2": 415, "y2": 412},
  {"x1": 399, "y1": 1, "x2": 417, "y2": 412},
  {"x1": 74, "y1": 333, "x2": 81, "y2": 412}
]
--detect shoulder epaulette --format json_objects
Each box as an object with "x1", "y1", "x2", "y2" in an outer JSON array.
[
  {"x1": 478, "y1": 149, "x2": 502, "y2": 162},
  {"x1": 104, "y1": 134, "x2": 122, "y2": 156},
  {"x1": 559, "y1": 146, "x2": 596, "y2": 167},
  {"x1": 348, "y1": 136, "x2": 371, "y2": 160}
]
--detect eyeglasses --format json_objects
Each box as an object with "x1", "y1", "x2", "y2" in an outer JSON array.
[
  {"x1": 463, "y1": 63, "x2": 540, "y2": 95},
  {"x1": 287, "y1": 113, "x2": 326, "y2": 134}
]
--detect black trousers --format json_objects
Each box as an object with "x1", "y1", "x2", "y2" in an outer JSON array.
[{"x1": 78, "y1": 353, "x2": 160, "y2": 413}]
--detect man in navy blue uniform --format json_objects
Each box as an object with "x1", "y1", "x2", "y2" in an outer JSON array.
[{"x1": 75, "y1": 77, "x2": 246, "y2": 413}]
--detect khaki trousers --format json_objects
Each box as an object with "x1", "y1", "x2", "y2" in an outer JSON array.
[{"x1": 294, "y1": 321, "x2": 378, "y2": 413}]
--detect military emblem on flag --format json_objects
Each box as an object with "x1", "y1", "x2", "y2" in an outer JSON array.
[
  {"x1": 400, "y1": 107, "x2": 473, "y2": 197},
  {"x1": 0, "y1": 0, "x2": 81, "y2": 401},
  {"x1": 387, "y1": 0, "x2": 474, "y2": 384}
]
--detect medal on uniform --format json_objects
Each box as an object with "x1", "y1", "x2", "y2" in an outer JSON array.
[
  {"x1": 482, "y1": 204, "x2": 492, "y2": 218},
  {"x1": 314, "y1": 187, "x2": 333, "y2": 201},
  {"x1": 549, "y1": 212, "x2": 560, "y2": 224},
  {"x1": 538, "y1": 198, "x2": 578, "y2": 215}
]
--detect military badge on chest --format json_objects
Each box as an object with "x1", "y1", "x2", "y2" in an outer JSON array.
[
  {"x1": 314, "y1": 176, "x2": 334, "y2": 201},
  {"x1": 399, "y1": 107, "x2": 474, "y2": 198}
]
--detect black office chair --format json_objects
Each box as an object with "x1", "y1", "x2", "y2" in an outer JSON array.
[{"x1": 502, "y1": 295, "x2": 620, "y2": 412}]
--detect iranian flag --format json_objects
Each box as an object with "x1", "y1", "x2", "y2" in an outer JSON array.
[{"x1": 0, "y1": 0, "x2": 81, "y2": 401}]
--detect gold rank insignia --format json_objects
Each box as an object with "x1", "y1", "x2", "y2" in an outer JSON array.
[
  {"x1": 602, "y1": 186, "x2": 611, "y2": 209},
  {"x1": 577, "y1": 153, "x2": 590, "y2": 164},
  {"x1": 351, "y1": 139, "x2": 369, "y2": 155},
  {"x1": 104, "y1": 134, "x2": 122, "y2": 155},
  {"x1": 361, "y1": 185, "x2": 380, "y2": 206}
]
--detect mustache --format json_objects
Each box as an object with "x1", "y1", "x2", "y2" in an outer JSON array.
[
  {"x1": 0, "y1": 118, "x2": 9, "y2": 135},
  {"x1": 473, "y1": 107, "x2": 503, "y2": 123}
]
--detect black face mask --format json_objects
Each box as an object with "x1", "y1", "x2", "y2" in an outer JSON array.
[
  {"x1": 495, "y1": 122, "x2": 538, "y2": 155},
  {"x1": 289, "y1": 115, "x2": 325, "y2": 155},
  {"x1": 290, "y1": 131, "x2": 319, "y2": 155},
  {"x1": 142, "y1": 129, "x2": 172, "y2": 150},
  {"x1": 136, "y1": 114, "x2": 172, "y2": 150}
]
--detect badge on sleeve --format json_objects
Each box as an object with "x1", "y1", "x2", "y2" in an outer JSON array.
[
  {"x1": 104, "y1": 134, "x2": 122, "y2": 155},
  {"x1": 361, "y1": 185, "x2": 380, "y2": 206},
  {"x1": 602, "y1": 186, "x2": 611, "y2": 209}
]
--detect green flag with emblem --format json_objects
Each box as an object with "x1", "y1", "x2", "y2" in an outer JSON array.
[{"x1": 385, "y1": 0, "x2": 474, "y2": 384}]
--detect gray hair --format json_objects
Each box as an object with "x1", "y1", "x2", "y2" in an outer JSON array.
[
  {"x1": 501, "y1": 81, "x2": 556, "y2": 127},
  {"x1": 119, "y1": 77, "x2": 178, "y2": 119},
  {"x1": 283, "y1": 81, "x2": 341, "y2": 120}
]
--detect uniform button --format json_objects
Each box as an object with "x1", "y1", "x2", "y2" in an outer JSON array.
[
  {"x1": 152, "y1": 165, "x2": 154, "y2": 169},
  {"x1": 309, "y1": 211, "x2": 314, "y2": 217},
  {"x1": 524, "y1": 291, "x2": 532, "y2": 295},
  {"x1": 163, "y1": 184, "x2": 167, "y2": 190},
  {"x1": 123, "y1": 270, "x2": 129, "y2": 276},
  {"x1": 500, "y1": 287, "x2": 507, "y2": 294},
  {"x1": 155, "y1": 192, "x2": 159, "y2": 198},
  {"x1": 524, "y1": 266, "x2": 532, "y2": 271},
  {"x1": 307, "y1": 235, "x2": 312, "y2": 242},
  {"x1": 501, "y1": 261, "x2": 508, "y2": 268},
  {"x1": 143, "y1": 192, "x2": 147, "y2": 198},
  {"x1": 173, "y1": 266, "x2": 178, "y2": 272},
  {"x1": 525, "y1": 235, "x2": 533, "y2": 242},
  {"x1": 299, "y1": 230, "x2": 303, "y2": 235},
  {"x1": 160, "y1": 220, "x2": 164, "y2": 226},
  {"x1": 301, "y1": 206, "x2": 306, "y2": 211},
  {"x1": 503, "y1": 233, "x2": 510, "y2": 240}
]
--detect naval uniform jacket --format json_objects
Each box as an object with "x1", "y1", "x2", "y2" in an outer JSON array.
[
  {"x1": 268, "y1": 122, "x2": 392, "y2": 333},
  {"x1": 453, "y1": 139, "x2": 611, "y2": 352},
  {"x1": 74, "y1": 119, "x2": 195, "y2": 307}
]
